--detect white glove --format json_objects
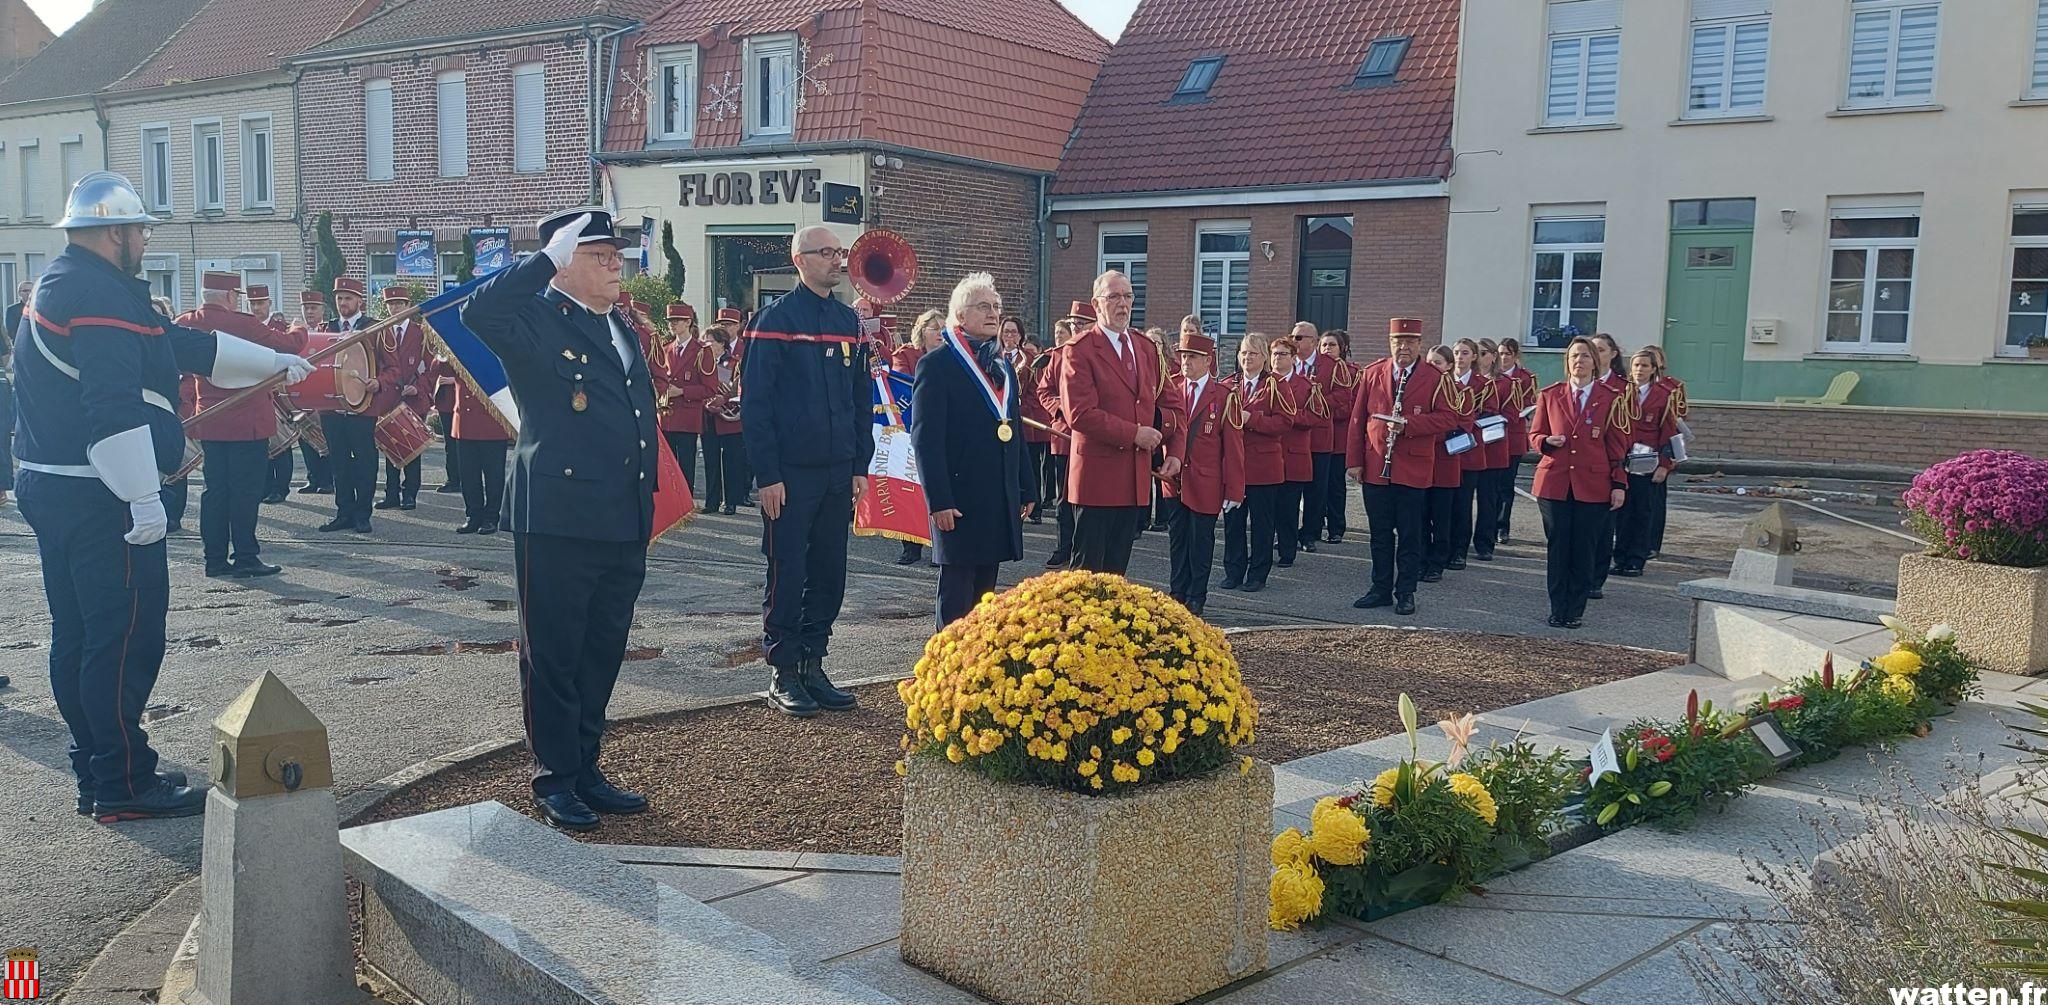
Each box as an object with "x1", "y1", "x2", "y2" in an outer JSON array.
[
  {"x1": 277, "y1": 353, "x2": 314, "y2": 384},
  {"x1": 542, "y1": 213, "x2": 591, "y2": 269},
  {"x1": 208, "y1": 332, "x2": 294, "y2": 388},
  {"x1": 1221, "y1": 500, "x2": 1241, "y2": 514},
  {"x1": 126, "y1": 496, "x2": 168, "y2": 546}
]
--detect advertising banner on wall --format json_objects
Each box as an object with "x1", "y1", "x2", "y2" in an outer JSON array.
[
  {"x1": 469, "y1": 228, "x2": 511, "y2": 276},
  {"x1": 396, "y1": 230, "x2": 438, "y2": 278}
]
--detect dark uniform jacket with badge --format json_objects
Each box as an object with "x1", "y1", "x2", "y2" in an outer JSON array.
[
  {"x1": 739, "y1": 283, "x2": 875, "y2": 486},
  {"x1": 459, "y1": 253, "x2": 659, "y2": 543},
  {"x1": 15, "y1": 245, "x2": 222, "y2": 478},
  {"x1": 910, "y1": 335, "x2": 1036, "y2": 566}
]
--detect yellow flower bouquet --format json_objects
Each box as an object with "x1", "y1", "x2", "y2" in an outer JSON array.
[{"x1": 897, "y1": 570, "x2": 1257, "y2": 795}]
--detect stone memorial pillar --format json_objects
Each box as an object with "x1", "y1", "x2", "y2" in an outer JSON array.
[
  {"x1": 1730, "y1": 502, "x2": 1799, "y2": 586},
  {"x1": 186, "y1": 671, "x2": 368, "y2": 1005}
]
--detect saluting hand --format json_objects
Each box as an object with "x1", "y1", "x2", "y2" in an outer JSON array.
[{"x1": 541, "y1": 213, "x2": 592, "y2": 268}]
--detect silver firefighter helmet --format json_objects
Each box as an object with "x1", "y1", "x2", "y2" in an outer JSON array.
[{"x1": 53, "y1": 171, "x2": 159, "y2": 229}]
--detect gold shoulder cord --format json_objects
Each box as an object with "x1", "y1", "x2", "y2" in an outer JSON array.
[
  {"x1": 1308, "y1": 379, "x2": 1328, "y2": 418},
  {"x1": 1272, "y1": 377, "x2": 1298, "y2": 417},
  {"x1": 1673, "y1": 382, "x2": 1690, "y2": 418},
  {"x1": 1154, "y1": 341, "x2": 1169, "y2": 397},
  {"x1": 1333, "y1": 360, "x2": 1358, "y2": 389},
  {"x1": 1225, "y1": 390, "x2": 1245, "y2": 430},
  {"x1": 1607, "y1": 392, "x2": 1633, "y2": 435}
]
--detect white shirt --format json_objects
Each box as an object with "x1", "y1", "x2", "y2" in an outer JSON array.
[
  {"x1": 556, "y1": 288, "x2": 635, "y2": 369},
  {"x1": 1638, "y1": 383, "x2": 1651, "y2": 406},
  {"x1": 1568, "y1": 379, "x2": 1593, "y2": 415},
  {"x1": 1188, "y1": 373, "x2": 1210, "y2": 407},
  {"x1": 1100, "y1": 326, "x2": 1128, "y2": 361},
  {"x1": 339, "y1": 312, "x2": 363, "y2": 330}
]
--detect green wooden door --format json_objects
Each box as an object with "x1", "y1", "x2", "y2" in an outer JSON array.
[{"x1": 1662, "y1": 229, "x2": 1753, "y2": 400}]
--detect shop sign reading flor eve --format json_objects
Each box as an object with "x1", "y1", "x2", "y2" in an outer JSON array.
[{"x1": 679, "y1": 168, "x2": 825, "y2": 208}]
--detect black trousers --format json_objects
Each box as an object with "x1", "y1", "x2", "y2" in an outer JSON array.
[
  {"x1": 1299, "y1": 454, "x2": 1335, "y2": 546},
  {"x1": 438, "y1": 424, "x2": 460, "y2": 488},
  {"x1": 1223, "y1": 482, "x2": 1280, "y2": 587},
  {"x1": 1423, "y1": 485, "x2": 1455, "y2": 575},
  {"x1": 1276, "y1": 482, "x2": 1307, "y2": 563},
  {"x1": 298, "y1": 437, "x2": 331, "y2": 489},
  {"x1": 454, "y1": 438, "x2": 507, "y2": 525},
  {"x1": 0, "y1": 375, "x2": 14, "y2": 491},
  {"x1": 761, "y1": 464, "x2": 852, "y2": 668},
  {"x1": 18, "y1": 471, "x2": 169, "y2": 803},
  {"x1": 1499, "y1": 455, "x2": 1523, "y2": 538},
  {"x1": 1472, "y1": 466, "x2": 1508, "y2": 558},
  {"x1": 322, "y1": 412, "x2": 378, "y2": 523},
  {"x1": 710, "y1": 429, "x2": 752, "y2": 508},
  {"x1": 1045, "y1": 455, "x2": 1075, "y2": 559},
  {"x1": 1073, "y1": 505, "x2": 1142, "y2": 575},
  {"x1": 937, "y1": 563, "x2": 1000, "y2": 630},
  {"x1": 1446, "y1": 473, "x2": 1477, "y2": 565},
  {"x1": 1320, "y1": 452, "x2": 1347, "y2": 539},
  {"x1": 1592, "y1": 496, "x2": 1617, "y2": 590},
  {"x1": 1165, "y1": 498, "x2": 1218, "y2": 612},
  {"x1": 1540, "y1": 496, "x2": 1609, "y2": 622},
  {"x1": 663, "y1": 431, "x2": 700, "y2": 498},
  {"x1": 383, "y1": 456, "x2": 422, "y2": 503},
  {"x1": 1649, "y1": 472, "x2": 1670, "y2": 554},
  {"x1": 266, "y1": 448, "x2": 293, "y2": 497},
  {"x1": 514, "y1": 532, "x2": 647, "y2": 798},
  {"x1": 1363, "y1": 481, "x2": 1427, "y2": 598},
  {"x1": 198, "y1": 439, "x2": 268, "y2": 567},
  {"x1": 163, "y1": 478, "x2": 188, "y2": 526},
  {"x1": 1026, "y1": 443, "x2": 1048, "y2": 516},
  {"x1": 700, "y1": 428, "x2": 726, "y2": 508},
  {"x1": 1616, "y1": 473, "x2": 1665, "y2": 569}
]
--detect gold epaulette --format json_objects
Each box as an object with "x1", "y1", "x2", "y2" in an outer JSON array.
[
  {"x1": 1673, "y1": 382, "x2": 1690, "y2": 417},
  {"x1": 1607, "y1": 392, "x2": 1632, "y2": 434},
  {"x1": 1271, "y1": 378, "x2": 1298, "y2": 417},
  {"x1": 1154, "y1": 341, "x2": 1170, "y2": 397},
  {"x1": 1333, "y1": 360, "x2": 1358, "y2": 388},
  {"x1": 1307, "y1": 380, "x2": 1329, "y2": 418},
  {"x1": 1224, "y1": 390, "x2": 1246, "y2": 430},
  {"x1": 1625, "y1": 385, "x2": 1643, "y2": 423}
]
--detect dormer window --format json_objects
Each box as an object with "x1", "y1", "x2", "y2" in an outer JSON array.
[
  {"x1": 1173, "y1": 56, "x2": 1224, "y2": 101},
  {"x1": 1354, "y1": 37, "x2": 1410, "y2": 86}
]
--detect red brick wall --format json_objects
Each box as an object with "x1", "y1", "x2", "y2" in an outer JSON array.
[
  {"x1": 1048, "y1": 197, "x2": 1448, "y2": 358},
  {"x1": 296, "y1": 36, "x2": 599, "y2": 279},
  {"x1": 869, "y1": 153, "x2": 1044, "y2": 335},
  {"x1": 1688, "y1": 403, "x2": 2048, "y2": 471}
]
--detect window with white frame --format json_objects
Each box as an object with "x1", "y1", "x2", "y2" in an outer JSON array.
[
  {"x1": 1545, "y1": 0, "x2": 1621, "y2": 125},
  {"x1": 1824, "y1": 205, "x2": 1920, "y2": 352},
  {"x1": 143, "y1": 126, "x2": 172, "y2": 211},
  {"x1": 2031, "y1": 0, "x2": 2048, "y2": 98},
  {"x1": 744, "y1": 35, "x2": 797, "y2": 139},
  {"x1": 1845, "y1": 0, "x2": 1940, "y2": 108},
  {"x1": 2004, "y1": 204, "x2": 2048, "y2": 356},
  {"x1": 59, "y1": 138, "x2": 83, "y2": 195},
  {"x1": 1686, "y1": 1, "x2": 1770, "y2": 116},
  {"x1": 1098, "y1": 227, "x2": 1148, "y2": 331},
  {"x1": 1528, "y1": 215, "x2": 1605, "y2": 349},
  {"x1": 651, "y1": 45, "x2": 697, "y2": 143},
  {"x1": 365, "y1": 79, "x2": 394, "y2": 181},
  {"x1": 438, "y1": 71, "x2": 468, "y2": 177},
  {"x1": 0, "y1": 261, "x2": 15, "y2": 301},
  {"x1": 511, "y1": 62, "x2": 546, "y2": 173},
  {"x1": 1194, "y1": 223, "x2": 1250, "y2": 340},
  {"x1": 241, "y1": 116, "x2": 273, "y2": 209},
  {"x1": 25, "y1": 252, "x2": 46, "y2": 281},
  {"x1": 19, "y1": 143, "x2": 40, "y2": 219},
  {"x1": 193, "y1": 122, "x2": 224, "y2": 211}
]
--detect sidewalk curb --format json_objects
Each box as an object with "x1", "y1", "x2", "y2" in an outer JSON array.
[
  {"x1": 1678, "y1": 455, "x2": 1918, "y2": 483},
  {"x1": 61, "y1": 876, "x2": 200, "y2": 1005}
]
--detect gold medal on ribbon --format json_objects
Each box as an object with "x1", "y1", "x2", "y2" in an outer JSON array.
[
  {"x1": 996, "y1": 420, "x2": 1013, "y2": 443},
  {"x1": 571, "y1": 388, "x2": 588, "y2": 412}
]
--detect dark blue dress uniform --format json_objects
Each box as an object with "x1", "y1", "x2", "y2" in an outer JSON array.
[
  {"x1": 316, "y1": 306, "x2": 378, "y2": 531},
  {"x1": 910, "y1": 334, "x2": 1035, "y2": 629},
  {"x1": 460, "y1": 245, "x2": 659, "y2": 816},
  {"x1": 14, "y1": 244, "x2": 226, "y2": 815},
  {"x1": 740, "y1": 283, "x2": 875, "y2": 690}
]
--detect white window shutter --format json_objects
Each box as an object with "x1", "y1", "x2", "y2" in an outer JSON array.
[
  {"x1": 365, "y1": 81, "x2": 393, "y2": 181},
  {"x1": 1692, "y1": 0, "x2": 1769, "y2": 22},
  {"x1": 1549, "y1": 0, "x2": 1621, "y2": 35},
  {"x1": 437, "y1": 72, "x2": 468, "y2": 177},
  {"x1": 2034, "y1": 0, "x2": 2048, "y2": 95},
  {"x1": 512, "y1": 64, "x2": 545, "y2": 173}
]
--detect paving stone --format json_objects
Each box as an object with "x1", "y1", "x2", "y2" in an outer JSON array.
[
  {"x1": 1676, "y1": 578, "x2": 1893, "y2": 624},
  {"x1": 1571, "y1": 921, "x2": 1791, "y2": 1005},
  {"x1": 1206, "y1": 935, "x2": 1564, "y2": 1004},
  {"x1": 632, "y1": 863, "x2": 804, "y2": 903},
  {"x1": 822, "y1": 944, "x2": 993, "y2": 1005},
  {"x1": 1487, "y1": 665, "x2": 1774, "y2": 737},
  {"x1": 792, "y1": 852, "x2": 904, "y2": 874},
  {"x1": 1762, "y1": 702, "x2": 2020, "y2": 800},
  {"x1": 711, "y1": 871, "x2": 905, "y2": 967},
  {"x1": 594, "y1": 844, "x2": 807, "y2": 870},
  {"x1": 1365, "y1": 903, "x2": 1698, "y2": 995},
  {"x1": 1266, "y1": 920, "x2": 1367, "y2": 970},
  {"x1": 1778, "y1": 613, "x2": 1885, "y2": 646}
]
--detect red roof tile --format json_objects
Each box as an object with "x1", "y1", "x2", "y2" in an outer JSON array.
[
  {"x1": 110, "y1": 0, "x2": 382, "y2": 91},
  {"x1": 1051, "y1": 0, "x2": 1459, "y2": 197}
]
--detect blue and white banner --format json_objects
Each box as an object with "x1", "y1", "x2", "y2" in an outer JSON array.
[
  {"x1": 418, "y1": 274, "x2": 518, "y2": 434},
  {"x1": 396, "y1": 230, "x2": 438, "y2": 278},
  {"x1": 470, "y1": 228, "x2": 510, "y2": 276}
]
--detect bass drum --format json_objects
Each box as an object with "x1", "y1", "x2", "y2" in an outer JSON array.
[{"x1": 283, "y1": 333, "x2": 375, "y2": 414}]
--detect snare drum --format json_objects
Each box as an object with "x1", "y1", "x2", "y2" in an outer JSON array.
[
  {"x1": 267, "y1": 399, "x2": 302, "y2": 459},
  {"x1": 374, "y1": 406, "x2": 432, "y2": 468},
  {"x1": 283, "y1": 332, "x2": 375, "y2": 414},
  {"x1": 169, "y1": 439, "x2": 204, "y2": 483},
  {"x1": 298, "y1": 413, "x2": 329, "y2": 457}
]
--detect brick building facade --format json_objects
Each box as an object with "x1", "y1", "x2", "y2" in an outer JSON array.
[{"x1": 864, "y1": 152, "x2": 1043, "y2": 332}]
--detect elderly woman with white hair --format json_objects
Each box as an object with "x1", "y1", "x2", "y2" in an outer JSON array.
[{"x1": 909, "y1": 272, "x2": 1037, "y2": 629}]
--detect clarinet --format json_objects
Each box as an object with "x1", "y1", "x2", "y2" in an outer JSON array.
[{"x1": 1380, "y1": 366, "x2": 1410, "y2": 482}]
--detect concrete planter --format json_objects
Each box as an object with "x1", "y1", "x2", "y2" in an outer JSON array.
[
  {"x1": 899, "y1": 757, "x2": 1272, "y2": 1005},
  {"x1": 1896, "y1": 552, "x2": 2048, "y2": 675}
]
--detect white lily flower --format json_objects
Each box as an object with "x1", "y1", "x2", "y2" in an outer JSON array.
[
  {"x1": 1927, "y1": 623, "x2": 1955, "y2": 642},
  {"x1": 1879, "y1": 614, "x2": 1904, "y2": 635}
]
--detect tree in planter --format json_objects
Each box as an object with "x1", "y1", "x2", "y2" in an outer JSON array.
[
  {"x1": 455, "y1": 233, "x2": 478, "y2": 283},
  {"x1": 660, "y1": 221, "x2": 685, "y2": 297},
  {"x1": 311, "y1": 211, "x2": 346, "y2": 314}
]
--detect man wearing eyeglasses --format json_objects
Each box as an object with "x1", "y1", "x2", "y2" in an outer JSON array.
[
  {"x1": 740, "y1": 224, "x2": 873, "y2": 719},
  {"x1": 460, "y1": 207, "x2": 663, "y2": 832},
  {"x1": 1055, "y1": 270, "x2": 1185, "y2": 575}
]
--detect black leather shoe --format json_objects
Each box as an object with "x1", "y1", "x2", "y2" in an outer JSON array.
[
  {"x1": 722, "y1": 505, "x2": 737, "y2": 515},
  {"x1": 476, "y1": 522, "x2": 499, "y2": 535},
  {"x1": 230, "y1": 561, "x2": 282, "y2": 579},
  {"x1": 205, "y1": 564, "x2": 236, "y2": 578},
  {"x1": 1394, "y1": 595, "x2": 1417, "y2": 616},
  {"x1": 1029, "y1": 515, "x2": 1043, "y2": 525},
  {"x1": 894, "y1": 549, "x2": 921, "y2": 566},
  {"x1": 535, "y1": 792, "x2": 600, "y2": 831},
  {"x1": 1277, "y1": 558, "x2": 1294, "y2": 569},
  {"x1": 1421, "y1": 570, "x2": 1443, "y2": 583},
  {"x1": 374, "y1": 498, "x2": 400, "y2": 510},
  {"x1": 456, "y1": 521, "x2": 480, "y2": 534},
  {"x1": 799, "y1": 659, "x2": 858, "y2": 712},
  {"x1": 1240, "y1": 580, "x2": 1266, "y2": 593},
  {"x1": 352, "y1": 521, "x2": 373, "y2": 534},
  {"x1": 1563, "y1": 618, "x2": 1584, "y2": 630},
  {"x1": 78, "y1": 770, "x2": 189, "y2": 816},
  {"x1": 166, "y1": 522, "x2": 184, "y2": 534},
  {"x1": 1043, "y1": 552, "x2": 1070, "y2": 568},
  {"x1": 94, "y1": 779, "x2": 208, "y2": 823},
  {"x1": 1474, "y1": 552, "x2": 1494, "y2": 562},
  {"x1": 399, "y1": 499, "x2": 417, "y2": 511},
  {"x1": 1353, "y1": 591, "x2": 1392, "y2": 609},
  {"x1": 317, "y1": 518, "x2": 351, "y2": 533},
  {"x1": 435, "y1": 484, "x2": 461, "y2": 494},
  {"x1": 769, "y1": 666, "x2": 820, "y2": 718},
  {"x1": 261, "y1": 492, "x2": 287, "y2": 504},
  {"x1": 1587, "y1": 589, "x2": 1605, "y2": 600},
  {"x1": 1547, "y1": 616, "x2": 1567, "y2": 628},
  {"x1": 1446, "y1": 558, "x2": 1467, "y2": 571},
  {"x1": 1219, "y1": 577, "x2": 1243, "y2": 591},
  {"x1": 576, "y1": 780, "x2": 648, "y2": 815},
  {"x1": 1300, "y1": 540, "x2": 1317, "y2": 553},
  {"x1": 297, "y1": 484, "x2": 325, "y2": 495},
  {"x1": 1326, "y1": 535, "x2": 1344, "y2": 545},
  {"x1": 1499, "y1": 532, "x2": 1512, "y2": 544}
]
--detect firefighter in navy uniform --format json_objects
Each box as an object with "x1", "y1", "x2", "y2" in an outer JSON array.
[
  {"x1": 458, "y1": 208, "x2": 660, "y2": 832},
  {"x1": 742, "y1": 225, "x2": 873, "y2": 719},
  {"x1": 15, "y1": 172, "x2": 311, "y2": 821}
]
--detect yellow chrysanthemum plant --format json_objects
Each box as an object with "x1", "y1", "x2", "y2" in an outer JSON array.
[
  {"x1": 896, "y1": 571, "x2": 1257, "y2": 795},
  {"x1": 1268, "y1": 694, "x2": 1504, "y2": 930}
]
